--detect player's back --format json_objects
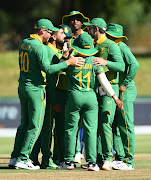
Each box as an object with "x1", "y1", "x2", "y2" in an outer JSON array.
[
  {"x1": 68, "y1": 56, "x2": 103, "y2": 92},
  {"x1": 18, "y1": 36, "x2": 48, "y2": 90}
]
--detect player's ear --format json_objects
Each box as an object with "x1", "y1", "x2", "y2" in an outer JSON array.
[{"x1": 39, "y1": 29, "x2": 44, "y2": 35}]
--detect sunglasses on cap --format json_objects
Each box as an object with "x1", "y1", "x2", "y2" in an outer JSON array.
[{"x1": 44, "y1": 29, "x2": 53, "y2": 34}]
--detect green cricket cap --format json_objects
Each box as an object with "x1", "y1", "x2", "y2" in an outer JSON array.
[
  {"x1": 59, "y1": 24, "x2": 73, "y2": 38},
  {"x1": 35, "y1": 18, "x2": 59, "y2": 32},
  {"x1": 83, "y1": 18, "x2": 107, "y2": 30},
  {"x1": 62, "y1": 11, "x2": 90, "y2": 30},
  {"x1": 106, "y1": 23, "x2": 128, "y2": 40},
  {"x1": 70, "y1": 33, "x2": 98, "y2": 56}
]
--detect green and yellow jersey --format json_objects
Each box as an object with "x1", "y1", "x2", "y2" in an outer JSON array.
[
  {"x1": 68, "y1": 56, "x2": 104, "y2": 92},
  {"x1": 95, "y1": 34, "x2": 125, "y2": 84},
  {"x1": 18, "y1": 34, "x2": 68, "y2": 90}
]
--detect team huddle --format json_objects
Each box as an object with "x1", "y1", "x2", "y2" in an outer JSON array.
[{"x1": 8, "y1": 11, "x2": 139, "y2": 171}]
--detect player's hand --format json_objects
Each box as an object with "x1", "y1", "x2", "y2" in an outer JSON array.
[
  {"x1": 115, "y1": 98, "x2": 124, "y2": 110},
  {"x1": 63, "y1": 48, "x2": 70, "y2": 59},
  {"x1": 119, "y1": 85, "x2": 127, "y2": 92},
  {"x1": 112, "y1": 94, "x2": 123, "y2": 110},
  {"x1": 93, "y1": 57, "x2": 108, "y2": 66},
  {"x1": 66, "y1": 56, "x2": 85, "y2": 67}
]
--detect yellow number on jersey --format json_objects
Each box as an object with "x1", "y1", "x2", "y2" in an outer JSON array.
[
  {"x1": 19, "y1": 51, "x2": 29, "y2": 72},
  {"x1": 75, "y1": 71, "x2": 91, "y2": 91}
]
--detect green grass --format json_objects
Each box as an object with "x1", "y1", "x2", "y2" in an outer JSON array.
[
  {"x1": 0, "y1": 51, "x2": 151, "y2": 97},
  {"x1": 0, "y1": 136, "x2": 151, "y2": 179},
  {"x1": 135, "y1": 135, "x2": 151, "y2": 154},
  {"x1": 0, "y1": 135, "x2": 150, "y2": 155}
]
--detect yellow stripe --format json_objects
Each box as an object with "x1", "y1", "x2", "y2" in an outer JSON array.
[
  {"x1": 48, "y1": 103, "x2": 52, "y2": 156},
  {"x1": 27, "y1": 91, "x2": 44, "y2": 159},
  {"x1": 122, "y1": 92, "x2": 130, "y2": 164},
  {"x1": 107, "y1": 98, "x2": 113, "y2": 161}
]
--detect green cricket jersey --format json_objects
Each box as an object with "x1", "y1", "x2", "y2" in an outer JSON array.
[
  {"x1": 68, "y1": 56, "x2": 104, "y2": 92},
  {"x1": 18, "y1": 34, "x2": 67, "y2": 90},
  {"x1": 95, "y1": 34, "x2": 125, "y2": 84},
  {"x1": 45, "y1": 42, "x2": 63, "y2": 85},
  {"x1": 117, "y1": 41, "x2": 139, "y2": 88}
]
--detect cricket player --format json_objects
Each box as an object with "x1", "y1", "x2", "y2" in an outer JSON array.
[
  {"x1": 29, "y1": 26, "x2": 66, "y2": 169},
  {"x1": 58, "y1": 33, "x2": 123, "y2": 171},
  {"x1": 9, "y1": 18, "x2": 85, "y2": 170},
  {"x1": 84, "y1": 18, "x2": 125, "y2": 170},
  {"x1": 52, "y1": 24, "x2": 73, "y2": 164},
  {"x1": 106, "y1": 23, "x2": 139, "y2": 170},
  {"x1": 62, "y1": 10, "x2": 90, "y2": 39},
  {"x1": 62, "y1": 11, "x2": 90, "y2": 162}
]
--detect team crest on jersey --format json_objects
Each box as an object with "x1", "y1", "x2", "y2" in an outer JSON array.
[
  {"x1": 117, "y1": 29, "x2": 120, "y2": 32},
  {"x1": 100, "y1": 47, "x2": 105, "y2": 54}
]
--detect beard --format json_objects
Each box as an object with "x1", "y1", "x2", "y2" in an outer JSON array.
[{"x1": 56, "y1": 38, "x2": 64, "y2": 49}]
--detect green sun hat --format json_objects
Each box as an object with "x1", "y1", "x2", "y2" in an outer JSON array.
[
  {"x1": 106, "y1": 23, "x2": 128, "y2": 40},
  {"x1": 34, "y1": 18, "x2": 59, "y2": 32},
  {"x1": 59, "y1": 24, "x2": 73, "y2": 38},
  {"x1": 70, "y1": 33, "x2": 98, "y2": 56},
  {"x1": 62, "y1": 11, "x2": 90, "y2": 30},
  {"x1": 83, "y1": 18, "x2": 107, "y2": 30}
]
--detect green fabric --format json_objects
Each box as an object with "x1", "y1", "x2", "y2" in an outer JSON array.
[
  {"x1": 106, "y1": 23, "x2": 128, "y2": 40},
  {"x1": 11, "y1": 88, "x2": 46, "y2": 163},
  {"x1": 18, "y1": 35, "x2": 68, "y2": 91},
  {"x1": 68, "y1": 56, "x2": 104, "y2": 92},
  {"x1": 53, "y1": 89, "x2": 68, "y2": 162},
  {"x1": 64, "y1": 90, "x2": 98, "y2": 162},
  {"x1": 60, "y1": 24, "x2": 73, "y2": 38},
  {"x1": 118, "y1": 42, "x2": 139, "y2": 88},
  {"x1": 30, "y1": 43, "x2": 62, "y2": 166},
  {"x1": 112, "y1": 41, "x2": 139, "y2": 168},
  {"x1": 95, "y1": 37, "x2": 125, "y2": 84},
  {"x1": 84, "y1": 18, "x2": 107, "y2": 29},
  {"x1": 97, "y1": 84, "x2": 119, "y2": 162},
  {"x1": 70, "y1": 33, "x2": 98, "y2": 56},
  {"x1": 35, "y1": 18, "x2": 59, "y2": 32},
  {"x1": 113, "y1": 86, "x2": 137, "y2": 167}
]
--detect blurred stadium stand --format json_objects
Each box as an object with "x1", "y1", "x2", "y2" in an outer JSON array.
[{"x1": 0, "y1": 97, "x2": 151, "y2": 136}]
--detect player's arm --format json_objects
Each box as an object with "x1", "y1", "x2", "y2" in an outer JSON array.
[
  {"x1": 97, "y1": 72, "x2": 123, "y2": 110},
  {"x1": 36, "y1": 45, "x2": 85, "y2": 75},
  {"x1": 93, "y1": 43, "x2": 125, "y2": 72},
  {"x1": 120, "y1": 45, "x2": 139, "y2": 90}
]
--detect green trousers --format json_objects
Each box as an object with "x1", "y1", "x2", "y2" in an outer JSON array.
[
  {"x1": 97, "y1": 84, "x2": 119, "y2": 162},
  {"x1": 64, "y1": 90, "x2": 98, "y2": 163},
  {"x1": 11, "y1": 87, "x2": 46, "y2": 163},
  {"x1": 53, "y1": 88, "x2": 68, "y2": 162},
  {"x1": 113, "y1": 85, "x2": 137, "y2": 167},
  {"x1": 30, "y1": 84, "x2": 55, "y2": 166}
]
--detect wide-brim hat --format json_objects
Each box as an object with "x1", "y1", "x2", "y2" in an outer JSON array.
[
  {"x1": 62, "y1": 11, "x2": 90, "y2": 30},
  {"x1": 69, "y1": 33, "x2": 98, "y2": 56},
  {"x1": 35, "y1": 18, "x2": 59, "y2": 32},
  {"x1": 106, "y1": 23, "x2": 128, "y2": 40}
]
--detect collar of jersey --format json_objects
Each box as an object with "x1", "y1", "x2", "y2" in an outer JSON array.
[
  {"x1": 96, "y1": 34, "x2": 107, "y2": 44},
  {"x1": 73, "y1": 29, "x2": 84, "y2": 39},
  {"x1": 114, "y1": 38, "x2": 123, "y2": 44},
  {"x1": 30, "y1": 34, "x2": 43, "y2": 44},
  {"x1": 47, "y1": 42, "x2": 59, "y2": 54}
]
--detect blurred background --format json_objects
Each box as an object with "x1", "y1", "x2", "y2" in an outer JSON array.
[{"x1": 0, "y1": 0, "x2": 151, "y2": 135}]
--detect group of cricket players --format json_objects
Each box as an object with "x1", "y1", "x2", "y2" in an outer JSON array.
[{"x1": 8, "y1": 10, "x2": 139, "y2": 171}]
